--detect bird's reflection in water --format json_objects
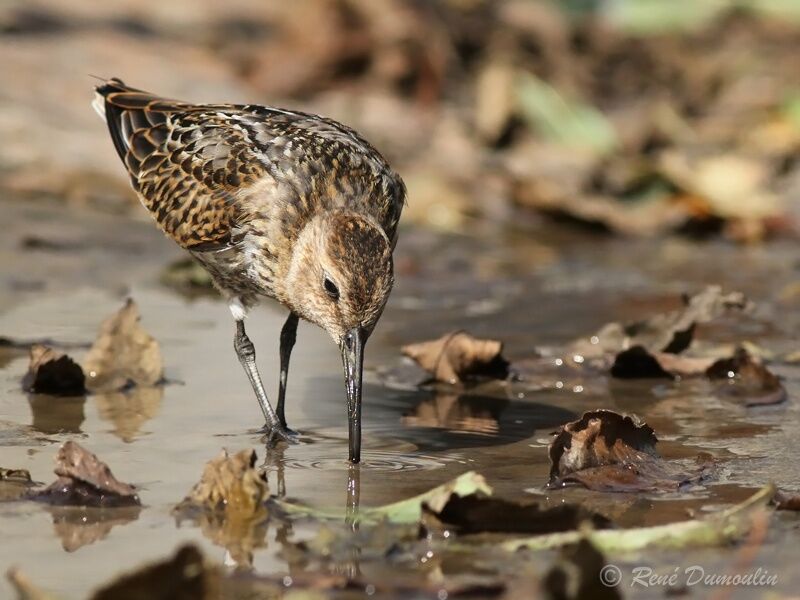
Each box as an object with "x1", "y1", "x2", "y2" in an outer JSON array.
[
  {"x1": 258, "y1": 444, "x2": 365, "y2": 578},
  {"x1": 401, "y1": 393, "x2": 507, "y2": 435},
  {"x1": 346, "y1": 464, "x2": 360, "y2": 526}
]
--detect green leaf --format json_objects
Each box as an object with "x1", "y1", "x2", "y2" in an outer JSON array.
[
  {"x1": 503, "y1": 484, "x2": 775, "y2": 553},
  {"x1": 515, "y1": 74, "x2": 618, "y2": 155},
  {"x1": 276, "y1": 471, "x2": 491, "y2": 524}
]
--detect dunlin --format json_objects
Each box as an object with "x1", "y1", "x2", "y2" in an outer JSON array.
[{"x1": 93, "y1": 79, "x2": 405, "y2": 463}]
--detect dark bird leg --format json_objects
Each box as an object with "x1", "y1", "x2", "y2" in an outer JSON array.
[
  {"x1": 276, "y1": 312, "x2": 299, "y2": 431},
  {"x1": 233, "y1": 319, "x2": 293, "y2": 443}
]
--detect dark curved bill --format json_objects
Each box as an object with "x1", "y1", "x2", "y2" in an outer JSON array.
[{"x1": 341, "y1": 327, "x2": 365, "y2": 464}]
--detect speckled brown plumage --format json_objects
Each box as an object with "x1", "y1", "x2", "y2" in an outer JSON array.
[
  {"x1": 93, "y1": 78, "x2": 406, "y2": 461},
  {"x1": 94, "y1": 78, "x2": 404, "y2": 308}
]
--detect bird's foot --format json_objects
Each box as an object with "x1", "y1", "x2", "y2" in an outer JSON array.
[{"x1": 258, "y1": 422, "x2": 300, "y2": 445}]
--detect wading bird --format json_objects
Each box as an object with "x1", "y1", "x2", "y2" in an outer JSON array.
[{"x1": 93, "y1": 79, "x2": 405, "y2": 463}]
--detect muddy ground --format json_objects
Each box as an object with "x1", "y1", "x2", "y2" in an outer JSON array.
[{"x1": 1, "y1": 196, "x2": 800, "y2": 599}]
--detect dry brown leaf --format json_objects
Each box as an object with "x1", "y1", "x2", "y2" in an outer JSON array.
[
  {"x1": 175, "y1": 449, "x2": 270, "y2": 568},
  {"x1": 83, "y1": 299, "x2": 163, "y2": 392},
  {"x1": 179, "y1": 448, "x2": 269, "y2": 513},
  {"x1": 573, "y1": 286, "x2": 750, "y2": 362},
  {"x1": 548, "y1": 410, "x2": 713, "y2": 492},
  {"x1": 401, "y1": 331, "x2": 509, "y2": 384},
  {"x1": 29, "y1": 441, "x2": 140, "y2": 507},
  {"x1": 706, "y1": 348, "x2": 787, "y2": 406},
  {"x1": 22, "y1": 344, "x2": 86, "y2": 396}
]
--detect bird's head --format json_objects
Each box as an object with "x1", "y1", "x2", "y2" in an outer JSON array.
[{"x1": 285, "y1": 210, "x2": 394, "y2": 463}]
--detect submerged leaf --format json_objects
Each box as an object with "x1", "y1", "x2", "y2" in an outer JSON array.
[
  {"x1": 548, "y1": 410, "x2": 712, "y2": 492},
  {"x1": 22, "y1": 345, "x2": 86, "y2": 396},
  {"x1": 401, "y1": 331, "x2": 510, "y2": 384},
  {"x1": 279, "y1": 471, "x2": 491, "y2": 524},
  {"x1": 90, "y1": 544, "x2": 219, "y2": 600},
  {"x1": 83, "y1": 299, "x2": 163, "y2": 392},
  {"x1": 504, "y1": 484, "x2": 775, "y2": 552},
  {"x1": 29, "y1": 441, "x2": 140, "y2": 508},
  {"x1": 426, "y1": 494, "x2": 611, "y2": 535}
]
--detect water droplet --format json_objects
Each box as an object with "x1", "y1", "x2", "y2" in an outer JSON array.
[
  {"x1": 283, "y1": 576, "x2": 293, "y2": 587},
  {"x1": 573, "y1": 355, "x2": 585, "y2": 364}
]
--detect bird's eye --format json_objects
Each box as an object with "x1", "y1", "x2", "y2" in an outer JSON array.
[{"x1": 323, "y1": 277, "x2": 340, "y2": 301}]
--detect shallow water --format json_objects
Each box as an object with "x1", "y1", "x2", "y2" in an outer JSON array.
[{"x1": 2, "y1": 200, "x2": 800, "y2": 598}]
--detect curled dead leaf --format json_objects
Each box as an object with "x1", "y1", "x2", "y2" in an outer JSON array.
[
  {"x1": 548, "y1": 410, "x2": 713, "y2": 492},
  {"x1": 573, "y1": 286, "x2": 750, "y2": 363},
  {"x1": 29, "y1": 441, "x2": 140, "y2": 507},
  {"x1": 401, "y1": 331, "x2": 510, "y2": 384},
  {"x1": 706, "y1": 347, "x2": 787, "y2": 406},
  {"x1": 22, "y1": 345, "x2": 86, "y2": 396},
  {"x1": 83, "y1": 299, "x2": 163, "y2": 392},
  {"x1": 175, "y1": 449, "x2": 270, "y2": 568}
]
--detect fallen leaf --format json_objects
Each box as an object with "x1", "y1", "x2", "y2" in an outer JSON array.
[
  {"x1": 279, "y1": 471, "x2": 491, "y2": 524},
  {"x1": 773, "y1": 490, "x2": 800, "y2": 511},
  {"x1": 425, "y1": 493, "x2": 611, "y2": 535},
  {"x1": 401, "y1": 331, "x2": 510, "y2": 384},
  {"x1": 174, "y1": 449, "x2": 270, "y2": 568},
  {"x1": 610, "y1": 345, "x2": 715, "y2": 379},
  {"x1": 504, "y1": 484, "x2": 775, "y2": 552},
  {"x1": 29, "y1": 441, "x2": 140, "y2": 507},
  {"x1": 83, "y1": 299, "x2": 163, "y2": 392},
  {"x1": 177, "y1": 448, "x2": 269, "y2": 514},
  {"x1": 659, "y1": 151, "x2": 784, "y2": 241},
  {"x1": 516, "y1": 73, "x2": 618, "y2": 155},
  {"x1": 90, "y1": 544, "x2": 219, "y2": 600},
  {"x1": 475, "y1": 59, "x2": 516, "y2": 144},
  {"x1": 706, "y1": 347, "x2": 787, "y2": 406},
  {"x1": 573, "y1": 286, "x2": 750, "y2": 363},
  {"x1": 0, "y1": 467, "x2": 37, "y2": 502},
  {"x1": 22, "y1": 345, "x2": 86, "y2": 396},
  {"x1": 548, "y1": 410, "x2": 713, "y2": 492}
]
